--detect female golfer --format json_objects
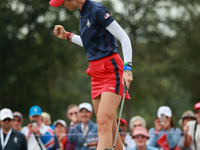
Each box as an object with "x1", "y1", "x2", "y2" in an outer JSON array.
[{"x1": 49, "y1": 0, "x2": 133, "y2": 149}]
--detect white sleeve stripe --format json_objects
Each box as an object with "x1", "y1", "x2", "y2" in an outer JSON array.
[{"x1": 106, "y1": 20, "x2": 132, "y2": 63}]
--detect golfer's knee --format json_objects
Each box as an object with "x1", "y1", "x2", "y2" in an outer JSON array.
[{"x1": 97, "y1": 114, "x2": 112, "y2": 133}]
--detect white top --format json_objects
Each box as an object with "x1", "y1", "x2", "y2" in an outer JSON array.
[
  {"x1": 21, "y1": 124, "x2": 50, "y2": 150},
  {"x1": 124, "y1": 133, "x2": 136, "y2": 149},
  {"x1": 187, "y1": 120, "x2": 200, "y2": 150}
]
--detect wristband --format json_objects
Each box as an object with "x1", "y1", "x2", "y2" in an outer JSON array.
[
  {"x1": 154, "y1": 130, "x2": 159, "y2": 135},
  {"x1": 66, "y1": 32, "x2": 74, "y2": 42},
  {"x1": 124, "y1": 65, "x2": 132, "y2": 71},
  {"x1": 124, "y1": 62, "x2": 132, "y2": 67},
  {"x1": 27, "y1": 132, "x2": 31, "y2": 136}
]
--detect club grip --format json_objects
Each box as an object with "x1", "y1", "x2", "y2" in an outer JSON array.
[{"x1": 124, "y1": 83, "x2": 127, "y2": 93}]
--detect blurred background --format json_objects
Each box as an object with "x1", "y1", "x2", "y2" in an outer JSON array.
[{"x1": 0, "y1": 0, "x2": 200, "y2": 129}]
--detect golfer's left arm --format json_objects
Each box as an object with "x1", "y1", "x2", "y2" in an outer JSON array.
[{"x1": 106, "y1": 20, "x2": 133, "y2": 88}]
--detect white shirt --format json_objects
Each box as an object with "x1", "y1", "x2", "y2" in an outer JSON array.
[
  {"x1": 81, "y1": 123, "x2": 89, "y2": 137},
  {"x1": 124, "y1": 133, "x2": 136, "y2": 149},
  {"x1": 21, "y1": 124, "x2": 49, "y2": 150},
  {"x1": 187, "y1": 120, "x2": 200, "y2": 150}
]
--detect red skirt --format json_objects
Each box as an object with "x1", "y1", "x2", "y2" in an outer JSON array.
[{"x1": 86, "y1": 53, "x2": 130, "y2": 100}]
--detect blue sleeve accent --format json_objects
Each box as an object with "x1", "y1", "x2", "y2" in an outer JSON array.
[
  {"x1": 148, "y1": 128, "x2": 159, "y2": 147},
  {"x1": 95, "y1": 7, "x2": 114, "y2": 27},
  {"x1": 166, "y1": 128, "x2": 181, "y2": 149}
]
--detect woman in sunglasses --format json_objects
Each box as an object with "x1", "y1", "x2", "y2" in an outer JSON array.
[
  {"x1": 129, "y1": 126, "x2": 158, "y2": 150},
  {"x1": 65, "y1": 104, "x2": 80, "y2": 150}
]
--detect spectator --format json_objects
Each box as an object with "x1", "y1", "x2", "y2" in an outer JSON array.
[
  {"x1": 148, "y1": 106, "x2": 181, "y2": 149},
  {"x1": 68, "y1": 102, "x2": 98, "y2": 150},
  {"x1": 117, "y1": 118, "x2": 128, "y2": 150},
  {"x1": 54, "y1": 119, "x2": 67, "y2": 150},
  {"x1": 41, "y1": 111, "x2": 60, "y2": 149},
  {"x1": 129, "y1": 126, "x2": 158, "y2": 150},
  {"x1": 0, "y1": 108, "x2": 27, "y2": 150},
  {"x1": 21, "y1": 105, "x2": 56, "y2": 150},
  {"x1": 42, "y1": 112, "x2": 52, "y2": 126},
  {"x1": 184, "y1": 101, "x2": 200, "y2": 150},
  {"x1": 65, "y1": 104, "x2": 80, "y2": 150},
  {"x1": 11, "y1": 111, "x2": 23, "y2": 131},
  {"x1": 67, "y1": 104, "x2": 80, "y2": 126},
  {"x1": 125, "y1": 116, "x2": 147, "y2": 149},
  {"x1": 178, "y1": 110, "x2": 196, "y2": 150}
]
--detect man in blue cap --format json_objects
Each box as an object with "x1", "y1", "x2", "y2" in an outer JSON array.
[{"x1": 21, "y1": 105, "x2": 57, "y2": 150}]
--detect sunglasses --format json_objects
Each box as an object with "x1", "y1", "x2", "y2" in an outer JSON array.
[
  {"x1": 134, "y1": 135, "x2": 146, "y2": 139},
  {"x1": 69, "y1": 112, "x2": 78, "y2": 116},
  {"x1": 195, "y1": 109, "x2": 200, "y2": 114},
  {"x1": 13, "y1": 119, "x2": 21, "y2": 122},
  {"x1": 3, "y1": 118, "x2": 12, "y2": 122},
  {"x1": 120, "y1": 123, "x2": 125, "y2": 126}
]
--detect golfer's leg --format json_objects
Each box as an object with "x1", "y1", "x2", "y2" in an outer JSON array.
[
  {"x1": 96, "y1": 92, "x2": 121, "y2": 150},
  {"x1": 112, "y1": 115, "x2": 123, "y2": 150},
  {"x1": 92, "y1": 95, "x2": 101, "y2": 116}
]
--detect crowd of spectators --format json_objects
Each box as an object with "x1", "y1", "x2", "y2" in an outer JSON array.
[{"x1": 0, "y1": 101, "x2": 199, "y2": 150}]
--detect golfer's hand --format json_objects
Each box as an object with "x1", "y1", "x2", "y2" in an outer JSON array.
[
  {"x1": 123, "y1": 70, "x2": 133, "y2": 89},
  {"x1": 53, "y1": 25, "x2": 68, "y2": 39}
]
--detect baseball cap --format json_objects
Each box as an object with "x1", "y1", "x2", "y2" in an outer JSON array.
[
  {"x1": 179, "y1": 110, "x2": 196, "y2": 126},
  {"x1": 49, "y1": 0, "x2": 64, "y2": 7},
  {"x1": 54, "y1": 119, "x2": 67, "y2": 127},
  {"x1": 157, "y1": 106, "x2": 172, "y2": 118},
  {"x1": 194, "y1": 102, "x2": 200, "y2": 110},
  {"x1": 132, "y1": 126, "x2": 149, "y2": 138},
  {"x1": 0, "y1": 108, "x2": 13, "y2": 121},
  {"x1": 29, "y1": 105, "x2": 42, "y2": 117},
  {"x1": 13, "y1": 111, "x2": 23, "y2": 121},
  {"x1": 79, "y1": 102, "x2": 93, "y2": 112}
]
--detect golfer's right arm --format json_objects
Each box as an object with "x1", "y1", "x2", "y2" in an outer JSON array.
[{"x1": 53, "y1": 25, "x2": 83, "y2": 47}]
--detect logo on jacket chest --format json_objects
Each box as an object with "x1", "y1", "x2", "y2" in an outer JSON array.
[
  {"x1": 86, "y1": 19, "x2": 91, "y2": 27},
  {"x1": 14, "y1": 137, "x2": 18, "y2": 144}
]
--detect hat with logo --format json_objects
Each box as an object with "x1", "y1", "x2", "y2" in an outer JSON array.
[
  {"x1": 13, "y1": 111, "x2": 23, "y2": 121},
  {"x1": 49, "y1": 0, "x2": 64, "y2": 7},
  {"x1": 132, "y1": 126, "x2": 149, "y2": 138},
  {"x1": 79, "y1": 102, "x2": 93, "y2": 112},
  {"x1": 29, "y1": 105, "x2": 42, "y2": 117},
  {"x1": 157, "y1": 106, "x2": 172, "y2": 118},
  {"x1": 194, "y1": 102, "x2": 200, "y2": 111},
  {"x1": 54, "y1": 119, "x2": 67, "y2": 127},
  {"x1": 0, "y1": 108, "x2": 13, "y2": 121}
]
